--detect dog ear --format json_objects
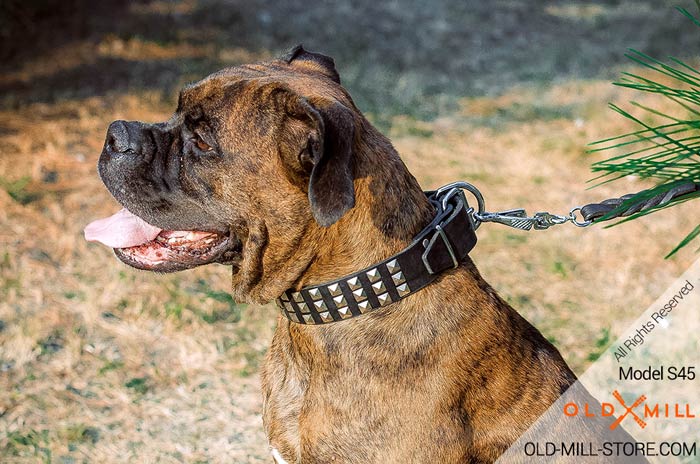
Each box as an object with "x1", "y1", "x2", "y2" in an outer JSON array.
[
  {"x1": 284, "y1": 44, "x2": 341, "y2": 84},
  {"x1": 283, "y1": 96, "x2": 355, "y2": 227},
  {"x1": 306, "y1": 101, "x2": 356, "y2": 226}
]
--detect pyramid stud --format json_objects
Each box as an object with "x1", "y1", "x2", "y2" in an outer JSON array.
[
  {"x1": 386, "y1": 258, "x2": 401, "y2": 274},
  {"x1": 308, "y1": 288, "x2": 321, "y2": 300},
  {"x1": 328, "y1": 283, "x2": 342, "y2": 296},
  {"x1": 396, "y1": 283, "x2": 410, "y2": 297},
  {"x1": 292, "y1": 292, "x2": 304, "y2": 303},
  {"x1": 319, "y1": 311, "x2": 333, "y2": 322},
  {"x1": 358, "y1": 300, "x2": 371, "y2": 313},
  {"x1": 372, "y1": 280, "x2": 386, "y2": 294},
  {"x1": 313, "y1": 300, "x2": 327, "y2": 311},
  {"x1": 297, "y1": 301, "x2": 311, "y2": 314},
  {"x1": 377, "y1": 293, "x2": 392, "y2": 306},
  {"x1": 333, "y1": 295, "x2": 347, "y2": 308},
  {"x1": 302, "y1": 314, "x2": 314, "y2": 324},
  {"x1": 352, "y1": 288, "x2": 367, "y2": 301},
  {"x1": 288, "y1": 312, "x2": 300, "y2": 323},
  {"x1": 337, "y1": 306, "x2": 352, "y2": 319},
  {"x1": 391, "y1": 271, "x2": 405, "y2": 285},
  {"x1": 347, "y1": 276, "x2": 362, "y2": 290},
  {"x1": 366, "y1": 268, "x2": 381, "y2": 283},
  {"x1": 279, "y1": 294, "x2": 290, "y2": 303}
]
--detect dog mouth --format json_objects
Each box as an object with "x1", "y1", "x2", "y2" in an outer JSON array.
[{"x1": 84, "y1": 208, "x2": 242, "y2": 272}]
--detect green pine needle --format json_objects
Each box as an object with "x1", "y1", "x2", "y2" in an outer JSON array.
[
  {"x1": 589, "y1": 4, "x2": 700, "y2": 257},
  {"x1": 666, "y1": 224, "x2": 700, "y2": 258}
]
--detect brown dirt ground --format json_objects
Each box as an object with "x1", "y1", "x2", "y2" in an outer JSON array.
[{"x1": 1, "y1": 1, "x2": 698, "y2": 463}]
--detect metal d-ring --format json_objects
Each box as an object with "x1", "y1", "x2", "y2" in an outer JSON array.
[{"x1": 436, "y1": 182, "x2": 486, "y2": 229}]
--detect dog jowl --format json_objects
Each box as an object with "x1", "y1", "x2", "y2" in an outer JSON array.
[{"x1": 86, "y1": 47, "x2": 642, "y2": 463}]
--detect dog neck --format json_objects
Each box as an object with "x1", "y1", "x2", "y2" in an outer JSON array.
[
  {"x1": 299, "y1": 123, "x2": 436, "y2": 287},
  {"x1": 231, "y1": 120, "x2": 435, "y2": 304}
]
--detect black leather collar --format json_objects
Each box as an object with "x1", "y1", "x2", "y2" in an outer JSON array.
[{"x1": 276, "y1": 187, "x2": 478, "y2": 324}]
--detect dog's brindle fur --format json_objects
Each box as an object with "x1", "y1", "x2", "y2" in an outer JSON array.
[{"x1": 97, "y1": 48, "x2": 632, "y2": 463}]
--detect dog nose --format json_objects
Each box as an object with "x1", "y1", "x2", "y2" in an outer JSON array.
[
  {"x1": 106, "y1": 120, "x2": 137, "y2": 154},
  {"x1": 105, "y1": 120, "x2": 160, "y2": 163}
]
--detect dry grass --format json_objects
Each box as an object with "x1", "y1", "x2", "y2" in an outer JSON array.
[{"x1": 1, "y1": 1, "x2": 699, "y2": 462}]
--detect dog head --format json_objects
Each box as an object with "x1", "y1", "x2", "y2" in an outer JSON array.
[{"x1": 86, "y1": 47, "x2": 364, "y2": 293}]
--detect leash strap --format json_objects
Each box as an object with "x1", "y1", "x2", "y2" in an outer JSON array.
[
  {"x1": 579, "y1": 181, "x2": 700, "y2": 223},
  {"x1": 277, "y1": 187, "x2": 477, "y2": 324}
]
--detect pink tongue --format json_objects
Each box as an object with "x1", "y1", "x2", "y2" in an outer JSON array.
[{"x1": 84, "y1": 208, "x2": 162, "y2": 248}]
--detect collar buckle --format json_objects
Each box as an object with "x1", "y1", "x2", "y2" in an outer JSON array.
[{"x1": 422, "y1": 224, "x2": 458, "y2": 275}]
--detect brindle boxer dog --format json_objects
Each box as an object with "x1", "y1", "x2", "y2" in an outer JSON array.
[{"x1": 86, "y1": 46, "x2": 640, "y2": 463}]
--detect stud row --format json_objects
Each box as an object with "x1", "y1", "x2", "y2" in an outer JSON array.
[{"x1": 278, "y1": 258, "x2": 411, "y2": 324}]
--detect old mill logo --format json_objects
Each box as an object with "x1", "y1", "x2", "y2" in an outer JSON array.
[{"x1": 563, "y1": 390, "x2": 695, "y2": 430}]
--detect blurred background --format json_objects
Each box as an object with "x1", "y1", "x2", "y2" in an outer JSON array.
[{"x1": 0, "y1": 1, "x2": 698, "y2": 462}]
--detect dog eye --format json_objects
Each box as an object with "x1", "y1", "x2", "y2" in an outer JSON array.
[
  {"x1": 190, "y1": 132, "x2": 213, "y2": 152},
  {"x1": 195, "y1": 137, "x2": 212, "y2": 152}
]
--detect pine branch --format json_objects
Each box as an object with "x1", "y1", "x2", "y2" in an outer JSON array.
[{"x1": 589, "y1": 4, "x2": 700, "y2": 257}]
